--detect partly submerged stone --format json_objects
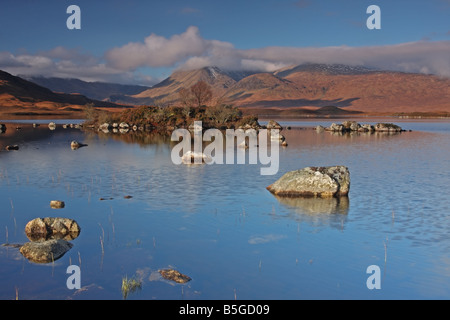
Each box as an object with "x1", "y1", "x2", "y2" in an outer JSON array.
[
  {"x1": 48, "y1": 122, "x2": 56, "y2": 130},
  {"x1": 181, "y1": 151, "x2": 212, "y2": 164},
  {"x1": 50, "y1": 200, "x2": 65, "y2": 209},
  {"x1": 70, "y1": 141, "x2": 87, "y2": 150},
  {"x1": 25, "y1": 217, "x2": 81, "y2": 241},
  {"x1": 267, "y1": 166, "x2": 350, "y2": 198},
  {"x1": 159, "y1": 269, "x2": 191, "y2": 284},
  {"x1": 20, "y1": 239, "x2": 73, "y2": 264},
  {"x1": 266, "y1": 120, "x2": 283, "y2": 131},
  {"x1": 5, "y1": 145, "x2": 19, "y2": 151}
]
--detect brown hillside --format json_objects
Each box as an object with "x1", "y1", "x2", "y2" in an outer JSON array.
[
  {"x1": 134, "y1": 66, "x2": 237, "y2": 105},
  {"x1": 0, "y1": 70, "x2": 127, "y2": 117}
]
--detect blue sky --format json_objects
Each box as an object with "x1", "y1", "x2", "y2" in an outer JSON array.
[{"x1": 0, "y1": 0, "x2": 449, "y2": 85}]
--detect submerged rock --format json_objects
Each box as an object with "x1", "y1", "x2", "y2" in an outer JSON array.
[
  {"x1": 181, "y1": 151, "x2": 212, "y2": 164},
  {"x1": 267, "y1": 166, "x2": 350, "y2": 198},
  {"x1": 20, "y1": 239, "x2": 73, "y2": 264},
  {"x1": 48, "y1": 122, "x2": 56, "y2": 130},
  {"x1": 50, "y1": 200, "x2": 65, "y2": 209},
  {"x1": 270, "y1": 132, "x2": 285, "y2": 142},
  {"x1": 159, "y1": 269, "x2": 191, "y2": 284},
  {"x1": 25, "y1": 217, "x2": 81, "y2": 241},
  {"x1": 70, "y1": 141, "x2": 87, "y2": 150},
  {"x1": 5, "y1": 145, "x2": 19, "y2": 151}
]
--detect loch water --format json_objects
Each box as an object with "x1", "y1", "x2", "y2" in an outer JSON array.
[{"x1": 0, "y1": 118, "x2": 449, "y2": 300}]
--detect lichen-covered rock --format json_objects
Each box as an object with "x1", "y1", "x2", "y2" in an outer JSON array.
[
  {"x1": 267, "y1": 166, "x2": 350, "y2": 198},
  {"x1": 20, "y1": 239, "x2": 73, "y2": 264},
  {"x1": 25, "y1": 217, "x2": 81, "y2": 241}
]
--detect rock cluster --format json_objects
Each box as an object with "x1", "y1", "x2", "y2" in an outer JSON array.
[
  {"x1": 319, "y1": 121, "x2": 403, "y2": 133},
  {"x1": 98, "y1": 122, "x2": 149, "y2": 134}
]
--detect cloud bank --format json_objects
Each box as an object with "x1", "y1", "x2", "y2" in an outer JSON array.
[{"x1": 1, "y1": 26, "x2": 449, "y2": 85}]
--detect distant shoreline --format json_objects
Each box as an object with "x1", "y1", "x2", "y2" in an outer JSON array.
[{"x1": 1, "y1": 108, "x2": 449, "y2": 122}]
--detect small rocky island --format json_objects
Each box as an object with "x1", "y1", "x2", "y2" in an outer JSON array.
[
  {"x1": 84, "y1": 103, "x2": 263, "y2": 135},
  {"x1": 316, "y1": 121, "x2": 404, "y2": 133}
]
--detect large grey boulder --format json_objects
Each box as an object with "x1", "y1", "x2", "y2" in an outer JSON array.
[
  {"x1": 267, "y1": 166, "x2": 350, "y2": 197},
  {"x1": 20, "y1": 239, "x2": 73, "y2": 264}
]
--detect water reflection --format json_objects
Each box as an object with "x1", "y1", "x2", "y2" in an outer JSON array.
[
  {"x1": 274, "y1": 195, "x2": 349, "y2": 229},
  {"x1": 325, "y1": 131, "x2": 402, "y2": 138}
]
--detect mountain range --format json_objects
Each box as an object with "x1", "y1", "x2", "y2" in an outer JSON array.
[
  {"x1": 0, "y1": 70, "x2": 125, "y2": 117},
  {"x1": 24, "y1": 76, "x2": 150, "y2": 102},
  {"x1": 1, "y1": 63, "x2": 449, "y2": 118}
]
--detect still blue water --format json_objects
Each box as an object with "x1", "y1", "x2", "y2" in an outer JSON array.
[{"x1": 0, "y1": 118, "x2": 449, "y2": 300}]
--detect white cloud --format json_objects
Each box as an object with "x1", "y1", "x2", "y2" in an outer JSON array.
[
  {"x1": 0, "y1": 49, "x2": 157, "y2": 85},
  {"x1": 0, "y1": 27, "x2": 449, "y2": 86},
  {"x1": 106, "y1": 26, "x2": 209, "y2": 70},
  {"x1": 104, "y1": 26, "x2": 450, "y2": 77},
  {"x1": 238, "y1": 41, "x2": 450, "y2": 77}
]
